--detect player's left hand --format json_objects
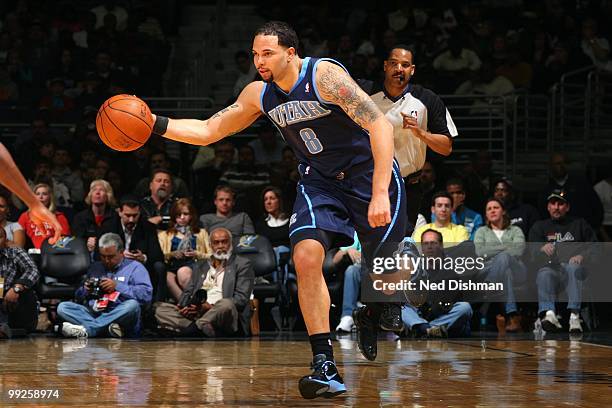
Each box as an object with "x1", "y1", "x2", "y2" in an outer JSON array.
[
  {"x1": 368, "y1": 193, "x2": 391, "y2": 228},
  {"x1": 29, "y1": 202, "x2": 62, "y2": 245}
]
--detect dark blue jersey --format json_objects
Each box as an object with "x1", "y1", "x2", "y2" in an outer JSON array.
[{"x1": 260, "y1": 57, "x2": 373, "y2": 178}]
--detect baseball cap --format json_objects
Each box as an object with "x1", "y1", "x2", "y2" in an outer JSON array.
[{"x1": 547, "y1": 189, "x2": 568, "y2": 203}]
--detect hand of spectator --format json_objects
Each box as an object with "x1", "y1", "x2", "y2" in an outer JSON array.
[
  {"x1": 87, "y1": 237, "x2": 97, "y2": 252},
  {"x1": 540, "y1": 243, "x2": 555, "y2": 257},
  {"x1": 172, "y1": 250, "x2": 185, "y2": 260},
  {"x1": 201, "y1": 302, "x2": 213, "y2": 314},
  {"x1": 125, "y1": 249, "x2": 146, "y2": 263},
  {"x1": 84, "y1": 280, "x2": 92, "y2": 293},
  {"x1": 184, "y1": 250, "x2": 196, "y2": 258},
  {"x1": 100, "y1": 278, "x2": 117, "y2": 294},
  {"x1": 3, "y1": 288, "x2": 20, "y2": 312},
  {"x1": 179, "y1": 304, "x2": 200, "y2": 319},
  {"x1": 347, "y1": 248, "x2": 361, "y2": 264},
  {"x1": 569, "y1": 255, "x2": 583, "y2": 265},
  {"x1": 148, "y1": 216, "x2": 162, "y2": 225}
]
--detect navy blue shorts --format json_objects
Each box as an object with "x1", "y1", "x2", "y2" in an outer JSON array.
[{"x1": 289, "y1": 160, "x2": 407, "y2": 268}]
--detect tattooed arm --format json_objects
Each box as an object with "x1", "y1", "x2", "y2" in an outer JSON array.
[
  {"x1": 154, "y1": 82, "x2": 263, "y2": 146},
  {"x1": 315, "y1": 61, "x2": 394, "y2": 227}
]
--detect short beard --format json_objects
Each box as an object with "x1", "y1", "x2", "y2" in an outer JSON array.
[
  {"x1": 212, "y1": 249, "x2": 232, "y2": 261},
  {"x1": 262, "y1": 74, "x2": 274, "y2": 83},
  {"x1": 156, "y1": 189, "x2": 168, "y2": 200}
]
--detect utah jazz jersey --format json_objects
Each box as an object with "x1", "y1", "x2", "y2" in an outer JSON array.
[{"x1": 260, "y1": 57, "x2": 373, "y2": 178}]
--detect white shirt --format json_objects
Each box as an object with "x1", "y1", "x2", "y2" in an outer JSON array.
[
  {"x1": 371, "y1": 85, "x2": 458, "y2": 176},
  {"x1": 594, "y1": 179, "x2": 612, "y2": 226},
  {"x1": 203, "y1": 265, "x2": 225, "y2": 305}
]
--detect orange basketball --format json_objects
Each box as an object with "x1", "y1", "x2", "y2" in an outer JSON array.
[{"x1": 96, "y1": 94, "x2": 153, "y2": 151}]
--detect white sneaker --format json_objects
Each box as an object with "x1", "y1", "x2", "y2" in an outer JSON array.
[
  {"x1": 541, "y1": 310, "x2": 562, "y2": 332},
  {"x1": 569, "y1": 313, "x2": 583, "y2": 333},
  {"x1": 61, "y1": 322, "x2": 88, "y2": 338},
  {"x1": 108, "y1": 323, "x2": 124, "y2": 338},
  {"x1": 336, "y1": 316, "x2": 354, "y2": 333}
]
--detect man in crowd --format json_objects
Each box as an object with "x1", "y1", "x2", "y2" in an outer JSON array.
[
  {"x1": 435, "y1": 178, "x2": 483, "y2": 240},
  {"x1": 493, "y1": 178, "x2": 540, "y2": 237},
  {"x1": 154, "y1": 228, "x2": 254, "y2": 337},
  {"x1": 57, "y1": 233, "x2": 152, "y2": 338},
  {"x1": 529, "y1": 190, "x2": 597, "y2": 333},
  {"x1": 413, "y1": 192, "x2": 469, "y2": 246},
  {"x1": 200, "y1": 186, "x2": 254, "y2": 245},
  {"x1": 140, "y1": 169, "x2": 178, "y2": 231}
]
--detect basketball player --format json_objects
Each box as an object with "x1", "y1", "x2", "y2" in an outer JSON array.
[
  {"x1": 0, "y1": 143, "x2": 62, "y2": 244},
  {"x1": 369, "y1": 46, "x2": 458, "y2": 226},
  {"x1": 148, "y1": 21, "x2": 407, "y2": 399}
]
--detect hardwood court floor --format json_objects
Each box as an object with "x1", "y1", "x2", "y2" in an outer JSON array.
[{"x1": 1, "y1": 333, "x2": 611, "y2": 407}]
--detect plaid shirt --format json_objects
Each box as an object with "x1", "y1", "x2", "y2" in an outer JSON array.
[{"x1": 0, "y1": 247, "x2": 40, "y2": 289}]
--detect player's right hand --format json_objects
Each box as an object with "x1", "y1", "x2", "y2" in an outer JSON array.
[
  {"x1": 29, "y1": 202, "x2": 62, "y2": 245},
  {"x1": 368, "y1": 193, "x2": 391, "y2": 228}
]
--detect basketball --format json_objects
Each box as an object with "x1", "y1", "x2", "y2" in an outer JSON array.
[{"x1": 96, "y1": 94, "x2": 153, "y2": 151}]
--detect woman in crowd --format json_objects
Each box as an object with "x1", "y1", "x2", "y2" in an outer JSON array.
[
  {"x1": 0, "y1": 193, "x2": 25, "y2": 248},
  {"x1": 72, "y1": 179, "x2": 116, "y2": 253},
  {"x1": 18, "y1": 183, "x2": 71, "y2": 249},
  {"x1": 158, "y1": 198, "x2": 211, "y2": 302},
  {"x1": 474, "y1": 198, "x2": 526, "y2": 332},
  {"x1": 255, "y1": 186, "x2": 290, "y2": 281}
]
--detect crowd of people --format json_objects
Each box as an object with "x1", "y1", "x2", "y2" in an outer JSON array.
[{"x1": 1, "y1": 1, "x2": 611, "y2": 341}]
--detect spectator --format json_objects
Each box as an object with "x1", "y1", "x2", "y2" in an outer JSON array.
[
  {"x1": 433, "y1": 178, "x2": 483, "y2": 240},
  {"x1": 529, "y1": 189, "x2": 597, "y2": 334},
  {"x1": 100, "y1": 195, "x2": 165, "y2": 301},
  {"x1": 334, "y1": 233, "x2": 362, "y2": 333},
  {"x1": 18, "y1": 183, "x2": 71, "y2": 249},
  {"x1": 594, "y1": 165, "x2": 612, "y2": 241},
  {"x1": 433, "y1": 35, "x2": 482, "y2": 92},
  {"x1": 580, "y1": 17, "x2": 611, "y2": 71},
  {"x1": 140, "y1": 169, "x2": 179, "y2": 231},
  {"x1": 0, "y1": 227, "x2": 40, "y2": 337},
  {"x1": 248, "y1": 121, "x2": 285, "y2": 166},
  {"x1": 413, "y1": 192, "x2": 469, "y2": 246},
  {"x1": 0, "y1": 66, "x2": 19, "y2": 103},
  {"x1": 57, "y1": 233, "x2": 152, "y2": 338},
  {"x1": 158, "y1": 198, "x2": 211, "y2": 303},
  {"x1": 154, "y1": 227, "x2": 254, "y2": 337},
  {"x1": 255, "y1": 186, "x2": 290, "y2": 282},
  {"x1": 402, "y1": 229, "x2": 473, "y2": 338},
  {"x1": 0, "y1": 194, "x2": 25, "y2": 248},
  {"x1": 474, "y1": 198, "x2": 526, "y2": 333},
  {"x1": 200, "y1": 186, "x2": 255, "y2": 244},
  {"x1": 539, "y1": 152, "x2": 603, "y2": 230},
  {"x1": 39, "y1": 78, "x2": 75, "y2": 122},
  {"x1": 12, "y1": 159, "x2": 72, "y2": 212},
  {"x1": 72, "y1": 179, "x2": 116, "y2": 254},
  {"x1": 493, "y1": 178, "x2": 540, "y2": 237},
  {"x1": 495, "y1": 47, "x2": 533, "y2": 89},
  {"x1": 134, "y1": 151, "x2": 190, "y2": 199},
  {"x1": 218, "y1": 144, "x2": 271, "y2": 195},
  {"x1": 418, "y1": 161, "x2": 438, "y2": 223},
  {"x1": 91, "y1": 0, "x2": 129, "y2": 31},
  {"x1": 454, "y1": 60, "x2": 515, "y2": 114},
  {"x1": 51, "y1": 147, "x2": 84, "y2": 204},
  {"x1": 232, "y1": 50, "x2": 257, "y2": 98},
  {"x1": 463, "y1": 150, "x2": 499, "y2": 214}
]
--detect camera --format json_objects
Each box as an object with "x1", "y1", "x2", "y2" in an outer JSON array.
[
  {"x1": 86, "y1": 277, "x2": 103, "y2": 300},
  {"x1": 190, "y1": 289, "x2": 207, "y2": 306}
]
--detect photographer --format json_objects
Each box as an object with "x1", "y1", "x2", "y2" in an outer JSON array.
[
  {"x1": 57, "y1": 233, "x2": 153, "y2": 338},
  {"x1": 0, "y1": 227, "x2": 40, "y2": 338},
  {"x1": 529, "y1": 189, "x2": 596, "y2": 334},
  {"x1": 154, "y1": 227, "x2": 254, "y2": 337},
  {"x1": 401, "y1": 229, "x2": 472, "y2": 338}
]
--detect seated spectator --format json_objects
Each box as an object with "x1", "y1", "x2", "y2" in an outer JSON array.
[
  {"x1": 154, "y1": 228, "x2": 254, "y2": 337},
  {"x1": 0, "y1": 194, "x2": 25, "y2": 248},
  {"x1": 474, "y1": 198, "x2": 526, "y2": 333},
  {"x1": 0, "y1": 227, "x2": 40, "y2": 337},
  {"x1": 248, "y1": 121, "x2": 285, "y2": 166},
  {"x1": 140, "y1": 169, "x2": 179, "y2": 231},
  {"x1": 413, "y1": 192, "x2": 469, "y2": 246},
  {"x1": 594, "y1": 164, "x2": 612, "y2": 241},
  {"x1": 334, "y1": 233, "x2": 362, "y2": 333},
  {"x1": 200, "y1": 186, "x2": 255, "y2": 245},
  {"x1": 218, "y1": 144, "x2": 271, "y2": 196},
  {"x1": 433, "y1": 35, "x2": 482, "y2": 92},
  {"x1": 539, "y1": 152, "x2": 603, "y2": 230},
  {"x1": 529, "y1": 190, "x2": 597, "y2": 334},
  {"x1": 18, "y1": 183, "x2": 71, "y2": 249},
  {"x1": 57, "y1": 233, "x2": 152, "y2": 338},
  {"x1": 158, "y1": 198, "x2": 211, "y2": 303},
  {"x1": 580, "y1": 17, "x2": 611, "y2": 71},
  {"x1": 434, "y1": 178, "x2": 483, "y2": 240},
  {"x1": 72, "y1": 179, "x2": 116, "y2": 254},
  {"x1": 454, "y1": 61, "x2": 514, "y2": 114},
  {"x1": 231, "y1": 50, "x2": 257, "y2": 99},
  {"x1": 402, "y1": 229, "x2": 472, "y2": 338},
  {"x1": 135, "y1": 151, "x2": 190, "y2": 199},
  {"x1": 493, "y1": 178, "x2": 540, "y2": 237},
  {"x1": 254, "y1": 186, "x2": 290, "y2": 261},
  {"x1": 51, "y1": 147, "x2": 84, "y2": 205},
  {"x1": 495, "y1": 48, "x2": 533, "y2": 89},
  {"x1": 39, "y1": 78, "x2": 75, "y2": 122},
  {"x1": 100, "y1": 195, "x2": 165, "y2": 301},
  {"x1": 91, "y1": 1, "x2": 129, "y2": 31}
]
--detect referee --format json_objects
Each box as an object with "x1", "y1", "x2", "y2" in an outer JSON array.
[{"x1": 367, "y1": 46, "x2": 458, "y2": 228}]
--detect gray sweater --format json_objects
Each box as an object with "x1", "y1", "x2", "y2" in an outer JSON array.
[
  {"x1": 474, "y1": 224, "x2": 525, "y2": 259},
  {"x1": 200, "y1": 212, "x2": 255, "y2": 244}
]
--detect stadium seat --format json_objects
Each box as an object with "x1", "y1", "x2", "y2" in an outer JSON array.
[{"x1": 37, "y1": 237, "x2": 90, "y2": 300}]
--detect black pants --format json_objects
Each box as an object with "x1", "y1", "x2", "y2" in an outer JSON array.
[
  {"x1": 0, "y1": 290, "x2": 38, "y2": 333},
  {"x1": 404, "y1": 179, "x2": 423, "y2": 233}
]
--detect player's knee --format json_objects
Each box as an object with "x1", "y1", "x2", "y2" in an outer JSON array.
[{"x1": 292, "y1": 244, "x2": 324, "y2": 275}]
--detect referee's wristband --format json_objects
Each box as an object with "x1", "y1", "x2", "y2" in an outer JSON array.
[{"x1": 152, "y1": 115, "x2": 169, "y2": 136}]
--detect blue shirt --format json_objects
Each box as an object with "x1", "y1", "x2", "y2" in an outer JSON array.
[
  {"x1": 75, "y1": 258, "x2": 153, "y2": 309},
  {"x1": 432, "y1": 206, "x2": 483, "y2": 240}
]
